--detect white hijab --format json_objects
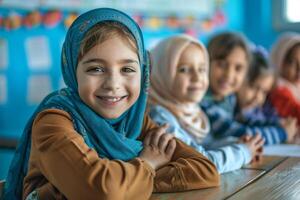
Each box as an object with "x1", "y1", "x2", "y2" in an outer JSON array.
[{"x1": 148, "y1": 34, "x2": 210, "y2": 143}]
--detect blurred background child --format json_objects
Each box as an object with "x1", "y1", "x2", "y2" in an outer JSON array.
[
  {"x1": 269, "y1": 33, "x2": 300, "y2": 140},
  {"x1": 148, "y1": 34, "x2": 263, "y2": 174},
  {"x1": 201, "y1": 32, "x2": 292, "y2": 146},
  {"x1": 236, "y1": 46, "x2": 297, "y2": 144}
]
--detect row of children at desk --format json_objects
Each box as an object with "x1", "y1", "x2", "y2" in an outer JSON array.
[{"x1": 2, "y1": 7, "x2": 300, "y2": 200}]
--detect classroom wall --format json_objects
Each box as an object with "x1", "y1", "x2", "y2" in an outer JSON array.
[
  {"x1": 244, "y1": 0, "x2": 280, "y2": 49},
  {"x1": 0, "y1": 0, "x2": 295, "y2": 180},
  {"x1": 0, "y1": 0, "x2": 244, "y2": 138}
]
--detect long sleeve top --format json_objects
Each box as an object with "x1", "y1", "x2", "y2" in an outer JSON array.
[
  {"x1": 200, "y1": 91, "x2": 287, "y2": 145},
  {"x1": 269, "y1": 86, "x2": 300, "y2": 126},
  {"x1": 23, "y1": 109, "x2": 219, "y2": 200},
  {"x1": 149, "y1": 105, "x2": 252, "y2": 174}
]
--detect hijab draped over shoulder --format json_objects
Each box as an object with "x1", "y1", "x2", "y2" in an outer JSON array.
[{"x1": 3, "y1": 8, "x2": 149, "y2": 200}]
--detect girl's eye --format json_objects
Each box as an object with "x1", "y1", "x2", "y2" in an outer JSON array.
[
  {"x1": 198, "y1": 67, "x2": 206, "y2": 73},
  {"x1": 87, "y1": 66, "x2": 104, "y2": 73},
  {"x1": 217, "y1": 60, "x2": 227, "y2": 68},
  {"x1": 178, "y1": 66, "x2": 189, "y2": 73},
  {"x1": 122, "y1": 67, "x2": 136, "y2": 73},
  {"x1": 235, "y1": 64, "x2": 243, "y2": 72}
]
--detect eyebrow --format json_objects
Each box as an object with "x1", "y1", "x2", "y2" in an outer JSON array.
[{"x1": 82, "y1": 58, "x2": 139, "y2": 65}]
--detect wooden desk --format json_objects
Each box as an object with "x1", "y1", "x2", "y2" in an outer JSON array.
[
  {"x1": 151, "y1": 156, "x2": 299, "y2": 200},
  {"x1": 151, "y1": 169, "x2": 264, "y2": 200},
  {"x1": 228, "y1": 157, "x2": 300, "y2": 200}
]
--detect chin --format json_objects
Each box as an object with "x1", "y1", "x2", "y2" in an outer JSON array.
[
  {"x1": 101, "y1": 114, "x2": 121, "y2": 119},
  {"x1": 95, "y1": 109, "x2": 122, "y2": 119}
]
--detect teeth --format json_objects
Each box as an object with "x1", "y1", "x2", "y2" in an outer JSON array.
[{"x1": 101, "y1": 97, "x2": 122, "y2": 102}]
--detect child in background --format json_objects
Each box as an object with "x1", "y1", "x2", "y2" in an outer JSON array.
[
  {"x1": 201, "y1": 32, "x2": 291, "y2": 146},
  {"x1": 3, "y1": 8, "x2": 219, "y2": 200},
  {"x1": 236, "y1": 46, "x2": 297, "y2": 144},
  {"x1": 269, "y1": 33, "x2": 300, "y2": 130},
  {"x1": 148, "y1": 34, "x2": 263, "y2": 174}
]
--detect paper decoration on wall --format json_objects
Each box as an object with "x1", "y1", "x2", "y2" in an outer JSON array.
[
  {"x1": 146, "y1": 16, "x2": 162, "y2": 30},
  {"x1": 166, "y1": 15, "x2": 180, "y2": 28},
  {"x1": 0, "y1": 39, "x2": 8, "y2": 69},
  {"x1": 23, "y1": 11, "x2": 42, "y2": 28},
  {"x1": 64, "y1": 12, "x2": 78, "y2": 28},
  {"x1": 43, "y1": 10, "x2": 62, "y2": 28},
  {"x1": 0, "y1": 75, "x2": 7, "y2": 104},
  {"x1": 0, "y1": 16, "x2": 3, "y2": 27},
  {"x1": 3, "y1": 11, "x2": 22, "y2": 30},
  {"x1": 0, "y1": 0, "x2": 227, "y2": 34},
  {"x1": 25, "y1": 36, "x2": 51, "y2": 70},
  {"x1": 27, "y1": 75, "x2": 51, "y2": 104}
]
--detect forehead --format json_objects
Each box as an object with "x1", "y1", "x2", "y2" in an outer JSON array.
[
  {"x1": 227, "y1": 47, "x2": 247, "y2": 60},
  {"x1": 179, "y1": 44, "x2": 205, "y2": 61},
  {"x1": 82, "y1": 36, "x2": 139, "y2": 60},
  {"x1": 252, "y1": 74, "x2": 274, "y2": 88},
  {"x1": 291, "y1": 45, "x2": 300, "y2": 58}
]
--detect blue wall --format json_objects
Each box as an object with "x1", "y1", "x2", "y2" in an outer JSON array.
[{"x1": 0, "y1": 0, "x2": 245, "y2": 141}]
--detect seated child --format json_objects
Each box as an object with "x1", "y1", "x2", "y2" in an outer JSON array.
[
  {"x1": 236, "y1": 46, "x2": 297, "y2": 144},
  {"x1": 148, "y1": 34, "x2": 263, "y2": 174},
  {"x1": 269, "y1": 33, "x2": 300, "y2": 130},
  {"x1": 2, "y1": 8, "x2": 219, "y2": 200},
  {"x1": 201, "y1": 32, "x2": 291, "y2": 145}
]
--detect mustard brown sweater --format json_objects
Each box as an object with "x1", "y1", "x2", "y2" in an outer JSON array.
[{"x1": 23, "y1": 109, "x2": 219, "y2": 200}]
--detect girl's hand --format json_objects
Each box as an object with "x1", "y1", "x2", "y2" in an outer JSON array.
[
  {"x1": 240, "y1": 133, "x2": 265, "y2": 163},
  {"x1": 280, "y1": 117, "x2": 297, "y2": 143},
  {"x1": 139, "y1": 124, "x2": 176, "y2": 170}
]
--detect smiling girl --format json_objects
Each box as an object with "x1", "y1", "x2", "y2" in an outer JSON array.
[{"x1": 2, "y1": 8, "x2": 219, "y2": 200}]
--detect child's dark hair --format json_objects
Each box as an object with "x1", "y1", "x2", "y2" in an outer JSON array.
[
  {"x1": 207, "y1": 32, "x2": 251, "y2": 63},
  {"x1": 78, "y1": 21, "x2": 138, "y2": 62},
  {"x1": 283, "y1": 42, "x2": 300, "y2": 65},
  {"x1": 247, "y1": 49, "x2": 273, "y2": 84}
]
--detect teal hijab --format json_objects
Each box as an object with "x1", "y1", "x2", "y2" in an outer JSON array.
[{"x1": 3, "y1": 8, "x2": 149, "y2": 200}]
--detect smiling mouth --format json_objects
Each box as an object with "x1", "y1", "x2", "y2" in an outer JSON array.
[
  {"x1": 188, "y1": 87, "x2": 202, "y2": 91},
  {"x1": 96, "y1": 95, "x2": 128, "y2": 105}
]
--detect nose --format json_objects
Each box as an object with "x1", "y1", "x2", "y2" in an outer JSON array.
[
  {"x1": 101, "y1": 71, "x2": 121, "y2": 91},
  {"x1": 255, "y1": 90, "x2": 265, "y2": 107},
  {"x1": 223, "y1": 65, "x2": 234, "y2": 80},
  {"x1": 191, "y1": 68, "x2": 200, "y2": 82}
]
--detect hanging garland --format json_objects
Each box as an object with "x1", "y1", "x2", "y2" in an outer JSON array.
[{"x1": 0, "y1": 5, "x2": 226, "y2": 34}]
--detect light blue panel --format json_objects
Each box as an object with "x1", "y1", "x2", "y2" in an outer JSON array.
[
  {"x1": 244, "y1": 0, "x2": 281, "y2": 49},
  {"x1": 0, "y1": 149, "x2": 15, "y2": 179},
  {"x1": 0, "y1": 9, "x2": 66, "y2": 139}
]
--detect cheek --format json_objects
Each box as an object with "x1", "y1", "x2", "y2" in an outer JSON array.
[
  {"x1": 245, "y1": 90, "x2": 255, "y2": 100},
  {"x1": 173, "y1": 76, "x2": 187, "y2": 90},
  {"x1": 210, "y1": 67, "x2": 222, "y2": 80},
  {"x1": 128, "y1": 76, "x2": 141, "y2": 98},
  {"x1": 236, "y1": 72, "x2": 247, "y2": 88},
  {"x1": 203, "y1": 76, "x2": 209, "y2": 88},
  {"x1": 257, "y1": 92, "x2": 266, "y2": 104}
]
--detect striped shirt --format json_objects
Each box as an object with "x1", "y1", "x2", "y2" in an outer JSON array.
[{"x1": 201, "y1": 91, "x2": 287, "y2": 145}]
